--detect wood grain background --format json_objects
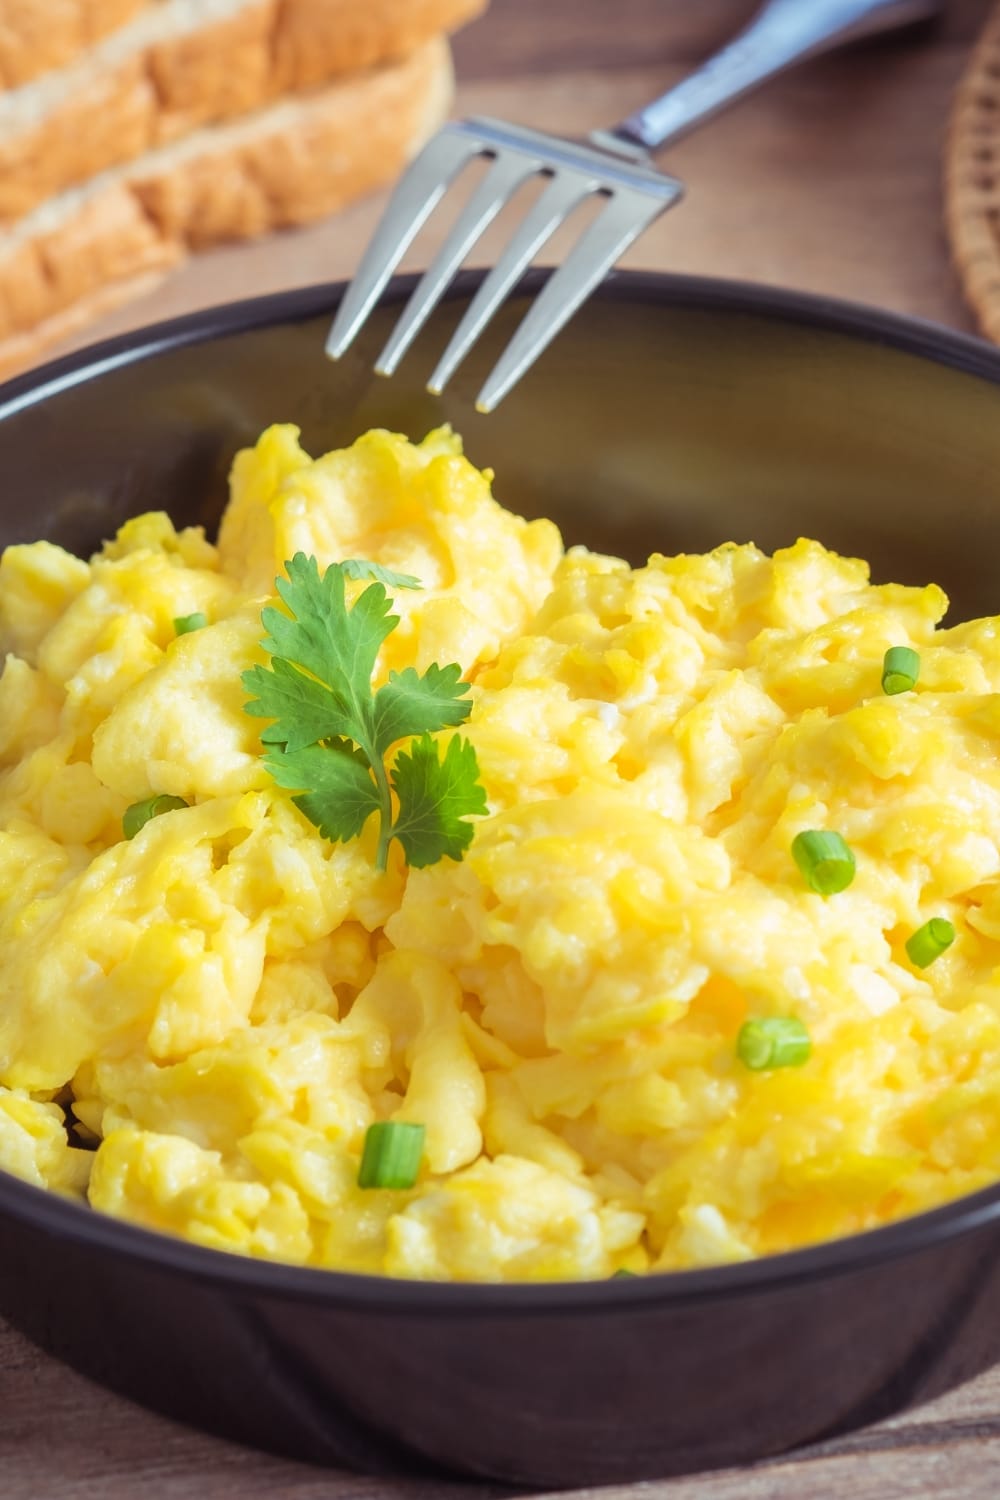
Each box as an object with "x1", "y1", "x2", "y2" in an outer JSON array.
[{"x1": 11, "y1": 0, "x2": 1000, "y2": 1495}]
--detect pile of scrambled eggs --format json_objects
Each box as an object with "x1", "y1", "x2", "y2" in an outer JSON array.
[{"x1": 2, "y1": 423, "x2": 1000, "y2": 1280}]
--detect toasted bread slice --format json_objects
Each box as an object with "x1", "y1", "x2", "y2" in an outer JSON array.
[
  {"x1": 0, "y1": 0, "x2": 149, "y2": 89},
  {"x1": 0, "y1": 0, "x2": 483, "y2": 222},
  {"x1": 0, "y1": 36, "x2": 452, "y2": 378}
]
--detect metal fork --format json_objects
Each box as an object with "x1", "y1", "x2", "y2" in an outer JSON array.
[{"x1": 326, "y1": 0, "x2": 941, "y2": 413}]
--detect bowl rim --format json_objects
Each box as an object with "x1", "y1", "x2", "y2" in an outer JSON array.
[
  {"x1": 4, "y1": 265, "x2": 1000, "y2": 419},
  {"x1": 3, "y1": 265, "x2": 1000, "y2": 1312}
]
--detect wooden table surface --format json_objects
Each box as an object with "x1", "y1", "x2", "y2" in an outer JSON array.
[{"x1": 12, "y1": 1, "x2": 1000, "y2": 1496}]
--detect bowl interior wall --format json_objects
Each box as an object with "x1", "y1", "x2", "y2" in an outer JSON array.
[{"x1": 3, "y1": 282, "x2": 999, "y2": 623}]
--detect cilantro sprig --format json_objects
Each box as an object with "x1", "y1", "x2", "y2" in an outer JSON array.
[{"x1": 243, "y1": 553, "x2": 487, "y2": 871}]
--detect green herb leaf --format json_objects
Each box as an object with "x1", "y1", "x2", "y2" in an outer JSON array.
[
  {"x1": 390, "y1": 732, "x2": 488, "y2": 868},
  {"x1": 244, "y1": 555, "x2": 486, "y2": 870},
  {"x1": 173, "y1": 611, "x2": 207, "y2": 635},
  {"x1": 122, "y1": 793, "x2": 189, "y2": 840},
  {"x1": 372, "y1": 663, "x2": 473, "y2": 755},
  {"x1": 340, "y1": 559, "x2": 423, "y2": 591},
  {"x1": 254, "y1": 552, "x2": 394, "y2": 725},
  {"x1": 263, "y1": 740, "x2": 381, "y2": 844},
  {"x1": 243, "y1": 656, "x2": 354, "y2": 752}
]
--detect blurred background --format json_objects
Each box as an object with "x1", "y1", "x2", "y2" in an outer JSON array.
[{"x1": 18, "y1": 0, "x2": 998, "y2": 368}]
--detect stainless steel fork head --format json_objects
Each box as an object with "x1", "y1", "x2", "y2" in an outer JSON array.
[
  {"x1": 325, "y1": 0, "x2": 944, "y2": 412},
  {"x1": 324, "y1": 117, "x2": 683, "y2": 414}
]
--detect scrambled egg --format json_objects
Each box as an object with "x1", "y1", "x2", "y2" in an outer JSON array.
[{"x1": 3, "y1": 423, "x2": 1000, "y2": 1280}]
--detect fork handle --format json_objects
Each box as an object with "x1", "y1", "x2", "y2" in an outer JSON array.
[{"x1": 602, "y1": 0, "x2": 941, "y2": 154}]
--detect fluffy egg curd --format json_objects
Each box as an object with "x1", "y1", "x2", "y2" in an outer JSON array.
[{"x1": 2, "y1": 423, "x2": 1000, "y2": 1282}]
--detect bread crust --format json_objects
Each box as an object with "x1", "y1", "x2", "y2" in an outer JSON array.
[
  {"x1": 0, "y1": 0, "x2": 483, "y2": 223},
  {"x1": 0, "y1": 37, "x2": 452, "y2": 375},
  {"x1": 0, "y1": 0, "x2": 148, "y2": 89}
]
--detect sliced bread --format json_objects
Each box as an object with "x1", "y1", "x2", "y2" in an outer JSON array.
[
  {"x1": 0, "y1": 35, "x2": 453, "y2": 379},
  {"x1": 0, "y1": 0, "x2": 483, "y2": 223},
  {"x1": 0, "y1": 0, "x2": 150, "y2": 89}
]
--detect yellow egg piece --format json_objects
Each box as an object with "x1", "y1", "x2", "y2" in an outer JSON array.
[{"x1": 4, "y1": 426, "x2": 1000, "y2": 1281}]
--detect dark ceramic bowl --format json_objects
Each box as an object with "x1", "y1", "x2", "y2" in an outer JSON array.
[{"x1": 3, "y1": 271, "x2": 1000, "y2": 1487}]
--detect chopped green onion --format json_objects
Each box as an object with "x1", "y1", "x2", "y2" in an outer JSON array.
[
  {"x1": 122, "y1": 793, "x2": 189, "y2": 840},
  {"x1": 737, "y1": 1016, "x2": 812, "y2": 1071},
  {"x1": 881, "y1": 646, "x2": 920, "y2": 696},
  {"x1": 791, "y1": 829, "x2": 856, "y2": 895},
  {"x1": 357, "y1": 1121, "x2": 425, "y2": 1189},
  {"x1": 905, "y1": 917, "x2": 956, "y2": 969},
  {"x1": 173, "y1": 612, "x2": 208, "y2": 635},
  {"x1": 611, "y1": 1268, "x2": 638, "y2": 1279}
]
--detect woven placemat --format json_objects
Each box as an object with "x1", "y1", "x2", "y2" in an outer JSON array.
[{"x1": 946, "y1": 4, "x2": 1000, "y2": 341}]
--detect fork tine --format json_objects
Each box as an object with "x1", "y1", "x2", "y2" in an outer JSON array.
[
  {"x1": 375, "y1": 152, "x2": 543, "y2": 378},
  {"x1": 474, "y1": 185, "x2": 679, "y2": 412},
  {"x1": 325, "y1": 127, "x2": 483, "y2": 360},
  {"x1": 426, "y1": 172, "x2": 596, "y2": 396}
]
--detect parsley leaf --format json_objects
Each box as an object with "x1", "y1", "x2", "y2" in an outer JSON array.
[
  {"x1": 243, "y1": 554, "x2": 486, "y2": 871},
  {"x1": 340, "y1": 559, "x2": 423, "y2": 590},
  {"x1": 391, "y1": 733, "x2": 488, "y2": 868},
  {"x1": 257, "y1": 552, "x2": 394, "y2": 713},
  {"x1": 264, "y1": 739, "x2": 382, "y2": 843},
  {"x1": 242, "y1": 656, "x2": 350, "y2": 752},
  {"x1": 372, "y1": 663, "x2": 474, "y2": 753}
]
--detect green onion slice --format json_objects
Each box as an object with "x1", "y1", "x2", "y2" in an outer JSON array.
[
  {"x1": 737, "y1": 1017, "x2": 812, "y2": 1071},
  {"x1": 791, "y1": 829, "x2": 856, "y2": 895},
  {"x1": 905, "y1": 917, "x2": 956, "y2": 969},
  {"x1": 357, "y1": 1121, "x2": 425, "y2": 1190},
  {"x1": 122, "y1": 794, "x2": 190, "y2": 840},
  {"x1": 173, "y1": 612, "x2": 208, "y2": 636},
  {"x1": 881, "y1": 646, "x2": 920, "y2": 696},
  {"x1": 611, "y1": 1268, "x2": 638, "y2": 1279}
]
